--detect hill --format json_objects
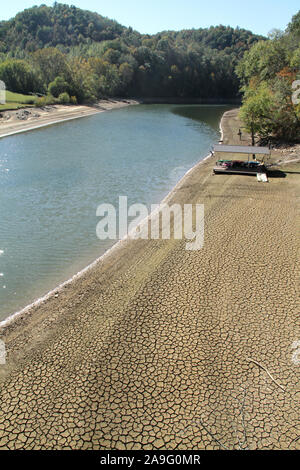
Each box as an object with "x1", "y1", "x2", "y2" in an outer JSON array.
[
  {"x1": 0, "y1": 3, "x2": 265, "y2": 100},
  {"x1": 0, "y1": 3, "x2": 125, "y2": 52}
]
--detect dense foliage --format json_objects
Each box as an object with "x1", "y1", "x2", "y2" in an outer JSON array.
[
  {"x1": 0, "y1": 2, "x2": 124, "y2": 51},
  {"x1": 0, "y1": 3, "x2": 264, "y2": 101},
  {"x1": 236, "y1": 11, "x2": 300, "y2": 142}
]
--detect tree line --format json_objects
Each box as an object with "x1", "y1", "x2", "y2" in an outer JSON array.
[
  {"x1": 1, "y1": 3, "x2": 298, "y2": 141},
  {"x1": 236, "y1": 11, "x2": 300, "y2": 142},
  {"x1": 0, "y1": 3, "x2": 264, "y2": 104}
]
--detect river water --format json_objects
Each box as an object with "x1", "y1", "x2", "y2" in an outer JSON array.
[{"x1": 0, "y1": 104, "x2": 232, "y2": 321}]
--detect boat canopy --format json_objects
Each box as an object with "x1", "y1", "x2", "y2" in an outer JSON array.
[{"x1": 213, "y1": 145, "x2": 271, "y2": 155}]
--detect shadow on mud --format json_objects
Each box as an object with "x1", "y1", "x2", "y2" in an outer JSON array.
[{"x1": 267, "y1": 169, "x2": 287, "y2": 178}]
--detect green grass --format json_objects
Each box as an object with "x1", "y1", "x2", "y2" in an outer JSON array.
[
  {"x1": 0, "y1": 90, "x2": 38, "y2": 111},
  {"x1": 0, "y1": 102, "x2": 24, "y2": 111},
  {"x1": 6, "y1": 91, "x2": 37, "y2": 103}
]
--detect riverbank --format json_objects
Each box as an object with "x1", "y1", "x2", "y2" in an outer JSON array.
[
  {"x1": 141, "y1": 97, "x2": 241, "y2": 105},
  {"x1": 220, "y1": 108, "x2": 300, "y2": 165},
  {"x1": 0, "y1": 99, "x2": 139, "y2": 138},
  {"x1": 0, "y1": 108, "x2": 299, "y2": 450}
]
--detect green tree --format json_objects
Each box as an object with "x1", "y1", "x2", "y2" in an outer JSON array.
[
  {"x1": 237, "y1": 10, "x2": 300, "y2": 142},
  {"x1": 0, "y1": 59, "x2": 40, "y2": 93},
  {"x1": 240, "y1": 81, "x2": 278, "y2": 138},
  {"x1": 119, "y1": 62, "x2": 134, "y2": 85},
  {"x1": 240, "y1": 78, "x2": 300, "y2": 141},
  {"x1": 236, "y1": 40, "x2": 288, "y2": 87},
  {"x1": 58, "y1": 91, "x2": 70, "y2": 103},
  {"x1": 31, "y1": 47, "x2": 71, "y2": 87},
  {"x1": 288, "y1": 11, "x2": 300, "y2": 36},
  {"x1": 48, "y1": 76, "x2": 69, "y2": 97}
]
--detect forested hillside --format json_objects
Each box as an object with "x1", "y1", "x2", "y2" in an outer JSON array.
[
  {"x1": 0, "y1": 3, "x2": 264, "y2": 102},
  {"x1": 237, "y1": 11, "x2": 300, "y2": 142},
  {"x1": 0, "y1": 2, "x2": 125, "y2": 51}
]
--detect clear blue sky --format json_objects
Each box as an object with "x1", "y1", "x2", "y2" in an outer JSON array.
[{"x1": 1, "y1": 0, "x2": 299, "y2": 37}]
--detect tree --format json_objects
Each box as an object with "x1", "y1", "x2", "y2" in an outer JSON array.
[
  {"x1": 288, "y1": 10, "x2": 300, "y2": 36},
  {"x1": 239, "y1": 81, "x2": 276, "y2": 138},
  {"x1": 68, "y1": 57, "x2": 97, "y2": 102},
  {"x1": 240, "y1": 79, "x2": 300, "y2": 141},
  {"x1": 58, "y1": 91, "x2": 70, "y2": 103},
  {"x1": 0, "y1": 59, "x2": 40, "y2": 93},
  {"x1": 119, "y1": 62, "x2": 134, "y2": 86},
  {"x1": 31, "y1": 47, "x2": 71, "y2": 87},
  {"x1": 48, "y1": 76, "x2": 70, "y2": 97},
  {"x1": 237, "y1": 11, "x2": 300, "y2": 142},
  {"x1": 236, "y1": 40, "x2": 288, "y2": 87}
]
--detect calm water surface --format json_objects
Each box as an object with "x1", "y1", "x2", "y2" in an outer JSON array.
[{"x1": 0, "y1": 104, "x2": 232, "y2": 320}]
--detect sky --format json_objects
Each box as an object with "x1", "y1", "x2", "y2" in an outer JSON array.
[{"x1": 0, "y1": 0, "x2": 299, "y2": 37}]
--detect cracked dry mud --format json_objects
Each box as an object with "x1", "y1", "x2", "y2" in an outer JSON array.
[{"x1": 0, "y1": 109, "x2": 299, "y2": 450}]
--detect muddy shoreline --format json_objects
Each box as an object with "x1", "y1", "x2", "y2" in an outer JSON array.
[{"x1": 0, "y1": 99, "x2": 139, "y2": 139}]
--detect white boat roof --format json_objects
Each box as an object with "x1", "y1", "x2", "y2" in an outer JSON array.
[{"x1": 213, "y1": 144, "x2": 271, "y2": 155}]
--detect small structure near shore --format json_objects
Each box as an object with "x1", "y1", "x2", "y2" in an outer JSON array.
[{"x1": 212, "y1": 145, "x2": 270, "y2": 181}]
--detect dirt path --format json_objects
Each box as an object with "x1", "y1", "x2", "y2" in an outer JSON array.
[{"x1": 0, "y1": 109, "x2": 299, "y2": 450}]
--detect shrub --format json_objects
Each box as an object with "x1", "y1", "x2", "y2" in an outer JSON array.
[
  {"x1": 70, "y1": 95, "x2": 77, "y2": 105},
  {"x1": 48, "y1": 76, "x2": 70, "y2": 98},
  {"x1": 35, "y1": 94, "x2": 57, "y2": 107},
  {"x1": 58, "y1": 92, "x2": 70, "y2": 104}
]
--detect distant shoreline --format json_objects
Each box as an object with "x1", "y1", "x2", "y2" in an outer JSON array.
[
  {"x1": 0, "y1": 98, "x2": 241, "y2": 140},
  {"x1": 140, "y1": 97, "x2": 241, "y2": 105},
  {"x1": 0, "y1": 99, "x2": 140, "y2": 139}
]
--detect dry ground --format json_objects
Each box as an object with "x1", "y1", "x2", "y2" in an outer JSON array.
[
  {"x1": 0, "y1": 109, "x2": 299, "y2": 450},
  {"x1": 0, "y1": 99, "x2": 139, "y2": 138}
]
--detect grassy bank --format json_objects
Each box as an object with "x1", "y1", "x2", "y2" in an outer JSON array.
[{"x1": 0, "y1": 91, "x2": 37, "y2": 111}]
